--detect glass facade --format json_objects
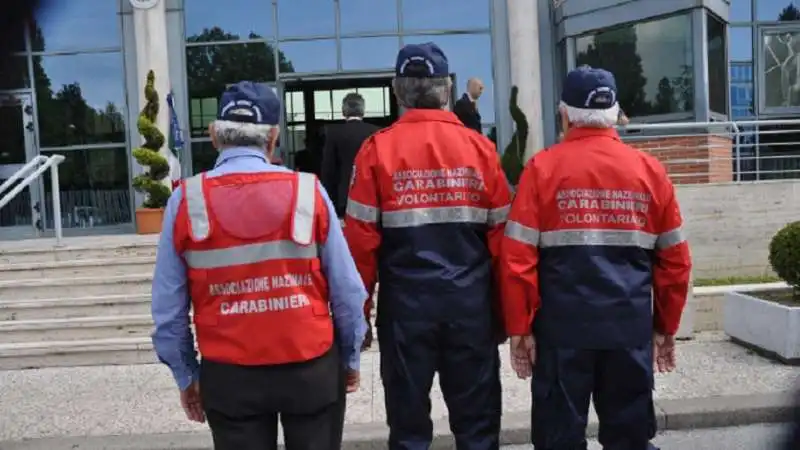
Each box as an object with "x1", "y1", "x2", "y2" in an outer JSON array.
[
  {"x1": 575, "y1": 13, "x2": 695, "y2": 118},
  {"x1": 183, "y1": 0, "x2": 495, "y2": 174},
  {"x1": 0, "y1": 0, "x2": 131, "y2": 238},
  {"x1": 6, "y1": 0, "x2": 800, "y2": 238}
]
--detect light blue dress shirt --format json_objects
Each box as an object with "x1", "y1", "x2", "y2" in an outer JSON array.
[{"x1": 151, "y1": 147, "x2": 368, "y2": 390}]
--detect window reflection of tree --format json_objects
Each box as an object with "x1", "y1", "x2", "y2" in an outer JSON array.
[
  {"x1": 28, "y1": 23, "x2": 130, "y2": 227},
  {"x1": 185, "y1": 27, "x2": 295, "y2": 173},
  {"x1": 575, "y1": 15, "x2": 693, "y2": 118}
]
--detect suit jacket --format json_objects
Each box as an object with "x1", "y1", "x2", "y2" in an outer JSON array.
[
  {"x1": 321, "y1": 119, "x2": 380, "y2": 217},
  {"x1": 453, "y1": 93, "x2": 482, "y2": 133}
]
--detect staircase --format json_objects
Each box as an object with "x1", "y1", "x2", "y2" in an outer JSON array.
[{"x1": 0, "y1": 235, "x2": 158, "y2": 370}]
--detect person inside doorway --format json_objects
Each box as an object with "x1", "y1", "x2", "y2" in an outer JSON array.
[{"x1": 453, "y1": 77, "x2": 484, "y2": 133}]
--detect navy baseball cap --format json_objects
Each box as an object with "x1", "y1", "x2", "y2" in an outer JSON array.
[
  {"x1": 395, "y1": 42, "x2": 449, "y2": 78},
  {"x1": 561, "y1": 66, "x2": 618, "y2": 110},
  {"x1": 218, "y1": 81, "x2": 281, "y2": 125}
]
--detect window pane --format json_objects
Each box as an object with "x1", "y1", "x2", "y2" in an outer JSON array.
[
  {"x1": 277, "y1": 0, "x2": 336, "y2": 37},
  {"x1": 0, "y1": 56, "x2": 30, "y2": 90},
  {"x1": 31, "y1": 0, "x2": 120, "y2": 51},
  {"x1": 575, "y1": 14, "x2": 694, "y2": 117},
  {"x1": 762, "y1": 29, "x2": 800, "y2": 108},
  {"x1": 36, "y1": 53, "x2": 127, "y2": 148},
  {"x1": 277, "y1": 40, "x2": 337, "y2": 73},
  {"x1": 729, "y1": 27, "x2": 754, "y2": 117},
  {"x1": 42, "y1": 147, "x2": 132, "y2": 228},
  {"x1": 341, "y1": 37, "x2": 398, "y2": 71},
  {"x1": 340, "y1": 0, "x2": 398, "y2": 34},
  {"x1": 401, "y1": 0, "x2": 490, "y2": 30},
  {"x1": 286, "y1": 91, "x2": 306, "y2": 122},
  {"x1": 186, "y1": 43, "x2": 280, "y2": 137},
  {"x1": 729, "y1": 26, "x2": 753, "y2": 61},
  {"x1": 357, "y1": 87, "x2": 391, "y2": 117},
  {"x1": 191, "y1": 140, "x2": 218, "y2": 175},
  {"x1": 756, "y1": 0, "x2": 800, "y2": 21},
  {"x1": 707, "y1": 14, "x2": 727, "y2": 114},
  {"x1": 185, "y1": 0, "x2": 273, "y2": 41},
  {"x1": 730, "y1": 0, "x2": 752, "y2": 22},
  {"x1": 314, "y1": 90, "x2": 333, "y2": 120},
  {"x1": 404, "y1": 34, "x2": 495, "y2": 124}
]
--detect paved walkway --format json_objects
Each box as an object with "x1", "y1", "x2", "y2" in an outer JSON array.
[{"x1": 0, "y1": 332, "x2": 798, "y2": 442}]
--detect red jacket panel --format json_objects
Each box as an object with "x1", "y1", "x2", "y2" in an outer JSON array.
[{"x1": 174, "y1": 171, "x2": 334, "y2": 365}]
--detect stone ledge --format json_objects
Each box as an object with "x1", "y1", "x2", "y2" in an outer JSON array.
[{"x1": 1, "y1": 392, "x2": 795, "y2": 450}]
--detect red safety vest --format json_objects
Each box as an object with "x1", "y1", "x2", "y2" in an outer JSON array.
[{"x1": 174, "y1": 171, "x2": 334, "y2": 366}]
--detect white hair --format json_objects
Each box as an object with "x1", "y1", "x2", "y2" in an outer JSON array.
[
  {"x1": 393, "y1": 77, "x2": 452, "y2": 110},
  {"x1": 211, "y1": 120, "x2": 274, "y2": 148},
  {"x1": 559, "y1": 100, "x2": 620, "y2": 128}
]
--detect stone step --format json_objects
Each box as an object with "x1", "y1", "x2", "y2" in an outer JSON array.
[
  {"x1": 0, "y1": 257, "x2": 155, "y2": 281},
  {"x1": 0, "y1": 337, "x2": 158, "y2": 370},
  {"x1": 0, "y1": 294, "x2": 152, "y2": 321},
  {"x1": 0, "y1": 315, "x2": 154, "y2": 344},
  {"x1": 0, "y1": 274, "x2": 152, "y2": 301},
  {"x1": 0, "y1": 235, "x2": 158, "y2": 265}
]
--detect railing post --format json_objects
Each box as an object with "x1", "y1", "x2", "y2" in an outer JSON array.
[{"x1": 49, "y1": 163, "x2": 63, "y2": 246}]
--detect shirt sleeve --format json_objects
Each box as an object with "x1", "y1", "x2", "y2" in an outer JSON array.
[
  {"x1": 499, "y1": 159, "x2": 541, "y2": 336},
  {"x1": 150, "y1": 187, "x2": 199, "y2": 390},
  {"x1": 343, "y1": 138, "x2": 382, "y2": 319},
  {"x1": 317, "y1": 181, "x2": 368, "y2": 371},
  {"x1": 652, "y1": 176, "x2": 692, "y2": 336}
]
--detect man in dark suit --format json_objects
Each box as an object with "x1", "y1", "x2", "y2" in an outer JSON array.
[
  {"x1": 320, "y1": 92, "x2": 380, "y2": 217},
  {"x1": 453, "y1": 77, "x2": 484, "y2": 133}
]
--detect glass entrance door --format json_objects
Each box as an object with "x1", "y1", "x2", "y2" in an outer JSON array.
[{"x1": 0, "y1": 93, "x2": 40, "y2": 240}]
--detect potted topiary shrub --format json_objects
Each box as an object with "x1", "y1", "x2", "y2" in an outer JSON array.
[
  {"x1": 132, "y1": 70, "x2": 171, "y2": 234},
  {"x1": 500, "y1": 86, "x2": 528, "y2": 187},
  {"x1": 723, "y1": 221, "x2": 800, "y2": 363}
]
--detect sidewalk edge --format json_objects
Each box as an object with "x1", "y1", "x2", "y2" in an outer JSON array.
[{"x1": 0, "y1": 392, "x2": 795, "y2": 449}]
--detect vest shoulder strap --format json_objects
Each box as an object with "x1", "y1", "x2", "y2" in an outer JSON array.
[
  {"x1": 292, "y1": 172, "x2": 316, "y2": 246},
  {"x1": 184, "y1": 173, "x2": 210, "y2": 241}
]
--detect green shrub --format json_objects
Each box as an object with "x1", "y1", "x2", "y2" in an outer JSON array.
[
  {"x1": 500, "y1": 86, "x2": 529, "y2": 186},
  {"x1": 132, "y1": 70, "x2": 171, "y2": 208},
  {"x1": 768, "y1": 221, "x2": 800, "y2": 294}
]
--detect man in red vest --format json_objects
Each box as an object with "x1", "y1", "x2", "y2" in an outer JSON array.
[{"x1": 151, "y1": 81, "x2": 368, "y2": 449}]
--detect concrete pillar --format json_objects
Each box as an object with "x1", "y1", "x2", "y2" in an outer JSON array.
[
  {"x1": 506, "y1": 0, "x2": 544, "y2": 161},
  {"x1": 130, "y1": 0, "x2": 180, "y2": 184}
]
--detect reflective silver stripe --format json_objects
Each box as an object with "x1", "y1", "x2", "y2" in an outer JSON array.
[
  {"x1": 185, "y1": 175, "x2": 210, "y2": 241},
  {"x1": 656, "y1": 226, "x2": 686, "y2": 249},
  {"x1": 539, "y1": 229, "x2": 658, "y2": 249},
  {"x1": 184, "y1": 241, "x2": 318, "y2": 269},
  {"x1": 292, "y1": 172, "x2": 316, "y2": 245},
  {"x1": 381, "y1": 206, "x2": 487, "y2": 228},
  {"x1": 488, "y1": 205, "x2": 510, "y2": 226},
  {"x1": 504, "y1": 220, "x2": 540, "y2": 246},
  {"x1": 346, "y1": 198, "x2": 380, "y2": 223}
]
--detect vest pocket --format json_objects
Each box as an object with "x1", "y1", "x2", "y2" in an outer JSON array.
[{"x1": 310, "y1": 298, "x2": 332, "y2": 317}]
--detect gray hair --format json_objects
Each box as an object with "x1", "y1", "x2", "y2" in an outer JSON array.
[
  {"x1": 342, "y1": 93, "x2": 365, "y2": 118},
  {"x1": 559, "y1": 101, "x2": 620, "y2": 129},
  {"x1": 211, "y1": 120, "x2": 274, "y2": 149},
  {"x1": 393, "y1": 76, "x2": 451, "y2": 110}
]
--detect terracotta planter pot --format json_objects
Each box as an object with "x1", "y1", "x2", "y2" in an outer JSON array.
[{"x1": 135, "y1": 208, "x2": 165, "y2": 234}]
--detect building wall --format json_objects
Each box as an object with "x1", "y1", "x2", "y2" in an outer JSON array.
[{"x1": 678, "y1": 179, "x2": 800, "y2": 278}]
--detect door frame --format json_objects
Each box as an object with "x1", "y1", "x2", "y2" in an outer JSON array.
[{"x1": 0, "y1": 92, "x2": 41, "y2": 240}]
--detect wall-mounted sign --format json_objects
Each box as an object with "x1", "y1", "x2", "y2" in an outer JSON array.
[{"x1": 130, "y1": 0, "x2": 159, "y2": 9}]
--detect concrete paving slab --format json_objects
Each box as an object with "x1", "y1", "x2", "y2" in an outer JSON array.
[{"x1": 0, "y1": 333, "x2": 798, "y2": 447}]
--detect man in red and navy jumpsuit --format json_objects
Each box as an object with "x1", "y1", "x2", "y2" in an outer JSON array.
[
  {"x1": 151, "y1": 82, "x2": 368, "y2": 450},
  {"x1": 500, "y1": 66, "x2": 692, "y2": 450},
  {"x1": 344, "y1": 43, "x2": 512, "y2": 450}
]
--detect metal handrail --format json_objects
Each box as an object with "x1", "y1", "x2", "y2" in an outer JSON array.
[
  {"x1": 0, "y1": 154, "x2": 66, "y2": 245},
  {"x1": 0, "y1": 155, "x2": 47, "y2": 197}
]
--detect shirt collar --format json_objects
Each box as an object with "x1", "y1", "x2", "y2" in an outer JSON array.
[
  {"x1": 463, "y1": 93, "x2": 476, "y2": 103},
  {"x1": 214, "y1": 147, "x2": 269, "y2": 168},
  {"x1": 397, "y1": 108, "x2": 463, "y2": 126},
  {"x1": 345, "y1": 117, "x2": 362, "y2": 121},
  {"x1": 563, "y1": 127, "x2": 621, "y2": 142}
]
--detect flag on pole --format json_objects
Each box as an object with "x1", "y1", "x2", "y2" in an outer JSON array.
[{"x1": 166, "y1": 91, "x2": 184, "y2": 189}]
